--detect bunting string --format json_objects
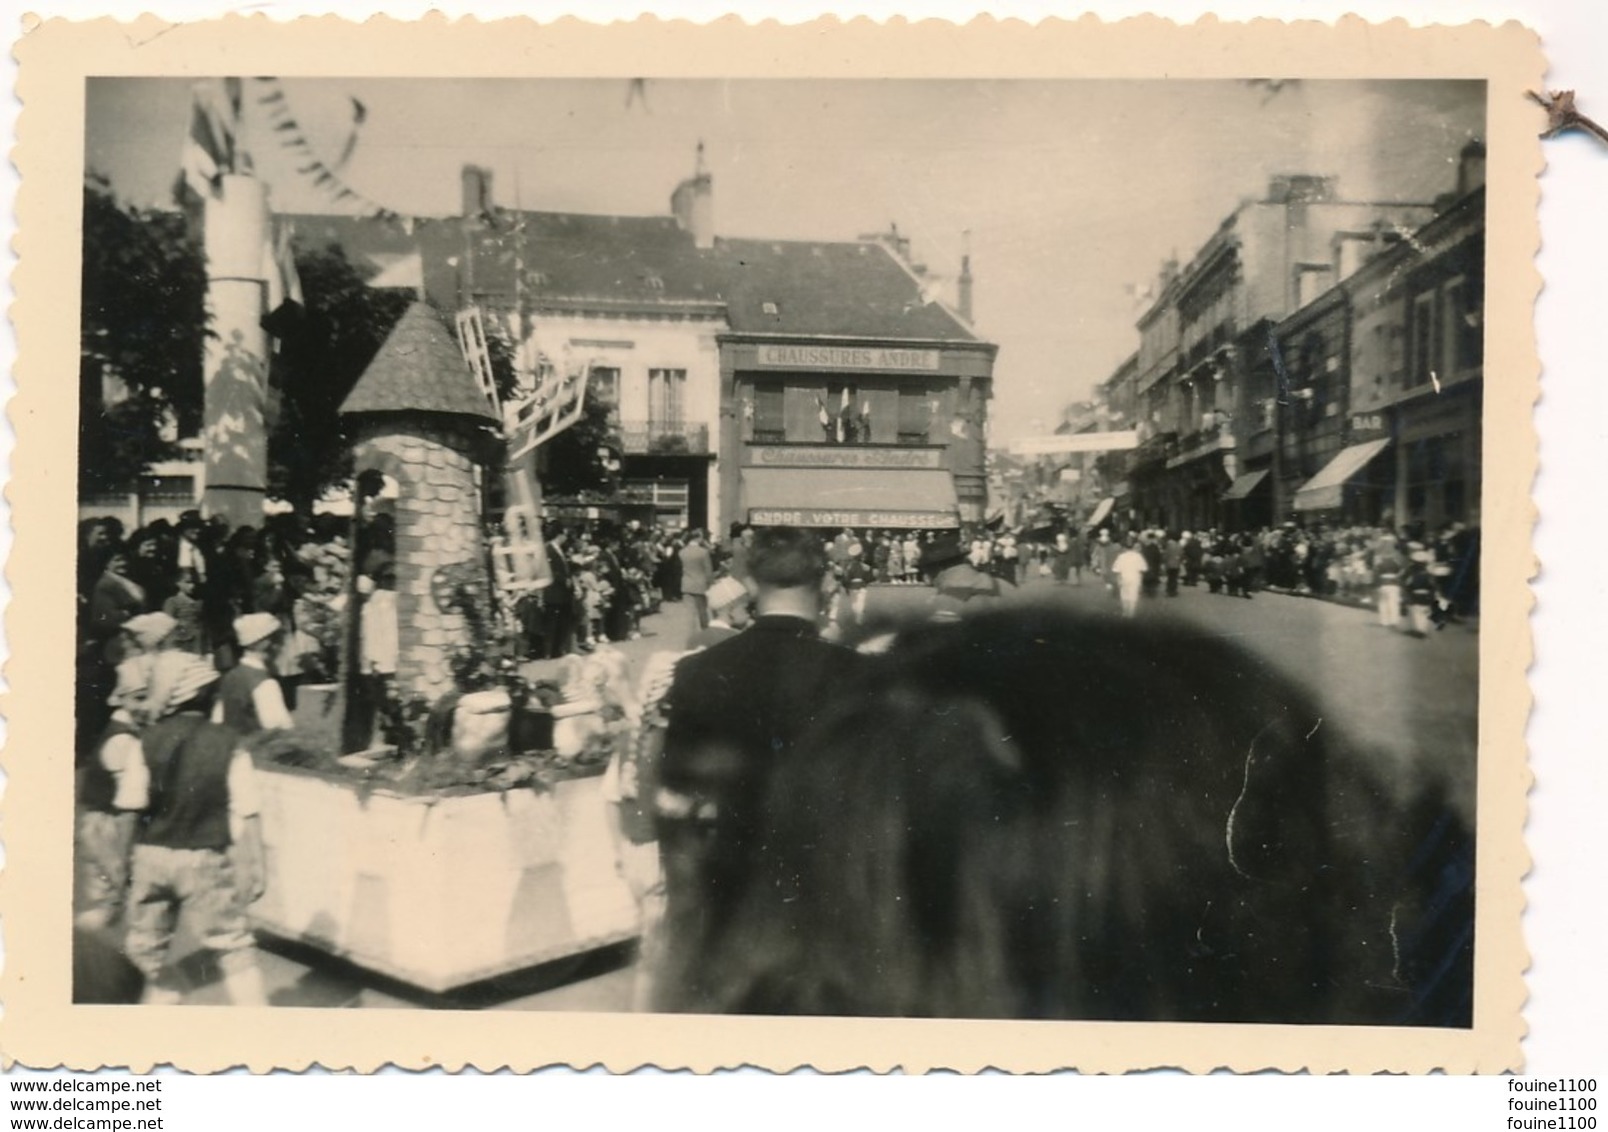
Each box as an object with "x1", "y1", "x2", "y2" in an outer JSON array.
[{"x1": 251, "y1": 76, "x2": 402, "y2": 223}]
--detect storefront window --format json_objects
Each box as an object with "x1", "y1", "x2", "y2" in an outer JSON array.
[{"x1": 1404, "y1": 431, "x2": 1468, "y2": 528}]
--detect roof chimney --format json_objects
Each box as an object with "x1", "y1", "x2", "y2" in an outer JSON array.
[
  {"x1": 461, "y1": 164, "x2": 494, "y2": 217},
  {"x1": 957, "y1": 231, "x2": 974, "y2": 324},
  {"x1": 671, "y1": 141, "x2": 715, "y2": 250},
  {"x1": 856, "y1": 222, "x2": 914, "y2": 265}
]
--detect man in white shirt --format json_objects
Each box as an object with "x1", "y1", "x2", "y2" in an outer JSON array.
[
  {"x1": 1111, "y1": 538, "x2": 1150, "y2": 618},
  {"x1": 361, "y1": 565, "x2": 400, "y2": 680}
]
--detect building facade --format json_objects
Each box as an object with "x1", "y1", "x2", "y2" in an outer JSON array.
[
  {"x1": 720, "y1": 338, "x2": 993, "y2": 531},
  {"x1": 1340, "y1": 184, "x2": 1484, "y2": 532},
  {"x1": 1099, "y1": 159, "x2": 1484, "y2": 536},
  {"x1": 292, "y1": 162, "x2": 993, "y2": 536}
]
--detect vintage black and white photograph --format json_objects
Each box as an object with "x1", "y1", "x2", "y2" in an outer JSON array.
[
  {"x1": 7, "y1": 12, "x2": 1540, "y2": 1072},
  {"x1": 66, "y1": 71, "x2": 1492, "y2": 1026}
]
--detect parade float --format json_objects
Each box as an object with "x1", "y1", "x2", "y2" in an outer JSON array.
[
  {"x1": 244, "y1": 301, "x2": 638, "y2": 992},
  {"x1": 179, "y1": 81, "x2": 638, "y2": 991}
]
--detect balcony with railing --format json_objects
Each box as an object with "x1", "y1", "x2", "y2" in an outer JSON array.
[
  {"x1": 1129, "y1": 430, "x2": 1178, "y2": 471},
  {"x1": 616, "y1": 420, "x2": 711, "y2": 457},
  {"x1": 1167, "y1": 424, "x2": 1236, "y2": 469},
  {"x1": 1180, "y1": 319, "x2": 1238, "y2": 374}
]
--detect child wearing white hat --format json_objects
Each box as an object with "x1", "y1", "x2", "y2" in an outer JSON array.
[{"x1": 211, "y1": 612, "x2": 293, "y2": 736}]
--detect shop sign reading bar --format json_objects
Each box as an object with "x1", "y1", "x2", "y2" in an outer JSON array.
[
  {"x1": 750, "y1": 508, "x2": 957, "y2": 529},
  {"x1": 755, "y1": 344, "x2": 941, "y2": 371}
]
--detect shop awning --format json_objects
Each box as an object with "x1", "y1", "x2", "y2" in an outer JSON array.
[
  {"x1": 1293, "y1": 439, "x2": 1391, "y2": 512},
  {"x1": 1221, "y1": 469, "x2": 1270, "y2": 502},
  {"x1": 1086, "y1": 497, "x2": 1115, "y2": 528},
  {"x1": 744, "y1": 466, "x2": 959, "y2": 529}
]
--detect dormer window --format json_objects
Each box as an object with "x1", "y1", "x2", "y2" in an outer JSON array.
[{"x1": 762, "y1": 301, "x2": 779, "y2": 316}]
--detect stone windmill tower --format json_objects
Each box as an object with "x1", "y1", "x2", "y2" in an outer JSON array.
[{"x1": 339, "y1": 302, "x2": 501, "y2": 707}]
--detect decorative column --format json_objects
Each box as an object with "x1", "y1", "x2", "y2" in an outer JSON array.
[{"x1": 201, "y1": 174, "x2": 271, "y2": 528}]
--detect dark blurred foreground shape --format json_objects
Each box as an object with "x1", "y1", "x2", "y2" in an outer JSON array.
[
  {"x1": 655, "y1": 604, "x2": 1473, "y2": 1026},
  {"x1": 73, "y1": 926, "x2": 146, "y2": 1005}
]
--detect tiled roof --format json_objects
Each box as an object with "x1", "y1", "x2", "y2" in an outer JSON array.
[
  {"x1": 338, "y1": 301, "x2": 500, "y2": 422},
  {"x1": 713, "y1": 238, "x2": 977, "y2": 342},
  {"x1": 293, "y1": 210, "x2": 982, "y2": 345},
  {"x1": 291, "y1": 211, "x2": 724, "y2": 309}
]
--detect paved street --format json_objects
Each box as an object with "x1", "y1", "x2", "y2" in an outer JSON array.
[
  {"x1": 865, "y1": 574, "x2": 1480, "y2": 827},
  {"x1": 170, "y1": 578, "x2": 1476, "y2": 1010}
]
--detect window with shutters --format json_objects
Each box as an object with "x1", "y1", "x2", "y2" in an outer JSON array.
[
  {"x1": 753, "y1": 382, "x2": 785, "y2": 443},
  {"x1": 648, "y1": 368, "x2": 686, "y2": 428}
]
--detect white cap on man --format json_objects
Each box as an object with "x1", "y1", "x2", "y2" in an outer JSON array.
[{"x1": 234, "y1": 612, "x2": 282, "y2": 649}]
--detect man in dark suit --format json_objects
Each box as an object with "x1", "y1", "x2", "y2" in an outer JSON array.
[
  {"x1": 677, "y1": 528, "x2": 715, "y2": 631},
  {"x1": 538, "y1": 526, "x2": 578, "y2": 659},
  {"x1": 654, "y1": 526, "x2": 866, "y2": 1004}
]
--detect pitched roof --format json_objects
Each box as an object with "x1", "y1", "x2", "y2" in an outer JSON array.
[
  {"x1": 338, "y1": 301, "x2": 499, "y2": 422},
  {"x1": 713, "y1": 238, "x2": 977, "y2": 342},
  {"x1": 294, "y1": 209, "x2": 984, "y2": 345},
  {"x1": 292, "y1": 211, "x2": 724, "y2": 309},
  {"x1": 499, "y1": 213, "x2": 726, "y2": 306}
]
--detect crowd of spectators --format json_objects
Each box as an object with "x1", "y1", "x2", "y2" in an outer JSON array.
[
  {"x1": 75, "y1": 510, "x2": 365, "y2": 756},
  {"x1": 515, "y1": 522, "x2": 693, "y2": 660},
  {"x1": 981, "y1": 518, "x2": 1481, "y2": 624}
]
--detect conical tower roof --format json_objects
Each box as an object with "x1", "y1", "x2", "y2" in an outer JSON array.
[{"x1": 340, "y1": 302, "x2": 500, "y2": 424}]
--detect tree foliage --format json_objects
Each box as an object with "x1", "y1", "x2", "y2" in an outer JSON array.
[
  {"x1": 267, "y1": 246, "x2": 410, "y2": 511},
  {"x1": 79, "y1": 176, "x2": 207, "y2": 494},
  {"x1": 535, "y1": 388, "x2": 620, "y2": 499},
  {"x1": 78, "y1": 179, "x2": 615, "y2": 511},
  {"x1": 482, "y1": 313, "x2": 621, "y2": 500},
  {"x1": 77, "y1": 177, "x2": 410, "y2": 509}
]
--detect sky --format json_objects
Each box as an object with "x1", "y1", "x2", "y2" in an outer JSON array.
[{"x1": 85, "y1": 77, "x2": 1484, "y2": 441}]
